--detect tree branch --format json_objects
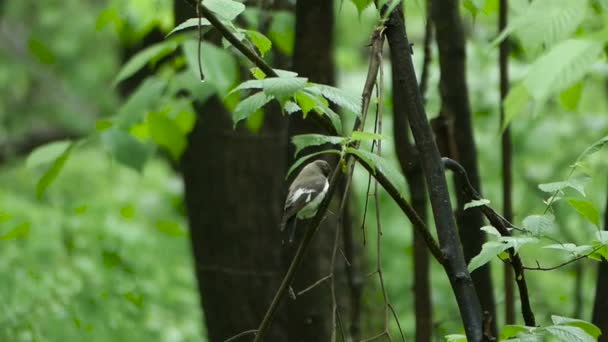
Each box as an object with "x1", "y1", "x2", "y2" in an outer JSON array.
[
  {"x1": 384, "y1": 4, "x2": 483, "y2": 341},
  {"x1": 442, "y1": 157, "x2": 536, "y2": 327}
]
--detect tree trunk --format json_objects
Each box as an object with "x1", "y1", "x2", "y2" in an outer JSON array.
[
  {"x1": 431, "y1": 0, "x2": 497, "y2": 334},
  {"x1": 175, "y1": 1, "x2": 290, "y2": 341}
]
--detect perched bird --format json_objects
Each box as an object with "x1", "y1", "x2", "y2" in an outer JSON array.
[{"x1": 281, "y1": 160, "x2": 331, "y2": 243}]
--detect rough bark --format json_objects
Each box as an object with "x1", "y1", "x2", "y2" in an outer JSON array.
[
  {"x1": 175, "y1": 1, "x2": 289, "y2": 340},
  {"x1": 385, "y1": 6, "x2": 483, "y2": 341},
  {"x1": 592, "y1": 178, "x2": 608, "y2": 341},
  {"x1": 431, "y1": 0, "x2": 497, "y2": 334}
]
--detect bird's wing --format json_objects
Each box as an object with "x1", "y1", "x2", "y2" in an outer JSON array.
[{"x1": 281, "y1": 177, "x2": 327, "y2": 231}]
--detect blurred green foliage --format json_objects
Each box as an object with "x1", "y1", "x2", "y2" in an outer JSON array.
[{"x1": 1, "y1": 0, "x2": 608, "y2": 340}]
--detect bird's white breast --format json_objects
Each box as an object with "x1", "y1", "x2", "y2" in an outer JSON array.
[{"x1": 296, "y1": 180, "x2": 329, "y2": 219}]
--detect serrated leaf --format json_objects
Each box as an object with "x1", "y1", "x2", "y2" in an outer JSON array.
[
  {"x1": 28, "y1": 38, "x2": 55, "y2": 65},
  {"x1": 551, "y1": 316, "x2": 602, "y2": 339},
  {"x1": 480, "y1": 225, "x2": 502, "y2": 237},
  {"x1": 262, "y1": 77, "x2": 308, "y2": 101},
  {"x1": 233, "y1": 92, "x2": 273, "y2": 126},
  {"x1": 291, "y1": 134, "x2": 346, "y2": 156},
  {"x1": 522, "y1": 214, "x2": 555, "y2": 235},
  {"x1": 36, "y1": 143, "x2": 75, "y2": 200},
  {"x1": 155, "y1": 220, "x2": 185, "y2": 237},
  {"x1": 295, "y1": 91, "x2": 318, "y2": 116},
  {"x1": 244, "y1": 30, "x2": 272, "y2": 56},
  {"x1": 307, "y1": 84, "x2": 362, "y2": 114},
  {"x1": 101, "y1": 129, "x2": 154, "y2": 172},
  {"x1": 204, "y1": 0, "x2": 245, "y2": 20},
  {"x1": 499, "y1": 236, "x2": 539, "y2": 253},
  {"x1": 346, "y1": 147, "x2": 407, "y2": 196},
  {"x1": 538, "y1": 181, "x2": 570, "y2": 193},
  {"x1": 468, "y1": 241, "x2": 510, "y2": 272},
  {"x1": 544, "y1": 325, "x2": 595, "y2": 342},
  {"x1": 351, "y1": 0, "x2": 372, "y2": 13},
  {"x1": 464, "y1": 198, "x2": 490, "y2": 210},
  {"x1": 26, "y1": 141, "x2": 71, "y2": 170},
  {"x1": 287, "y1": 150, "x2": 341, "y2": 179},
  {"x1": 492, "y1": 0, "x2": 587, "y2": 52},
  {"x1": 445, "y1": 334, "x2": 467, "y2": 342},
  {"x1": 560, "y1": 82, "x2": 583, "y2": 110},
  {"x1": 566, "y1": 198, "x2": 600, "y2": 227},
  {"x1": 246, "y1": 110, "x2": 264, "y2": 133},
  {"x1": 543, "y1": 243, "x2": 593, "y2": 256},
  {"x1": 113, "y1": 40, "x2": 178, "y2": 86},
  {"x1": 0, "y1": 222, "x2": 30, "y2": 240},
  {"x1": 167, "y1": 18, "x2": 211, "y2": 37},
  {"x1": 284, "y1": 101, "x2": 300, "y2": 114},
  {"x1": 147, "y1": 112, "x2": 187, "y2": 160}
]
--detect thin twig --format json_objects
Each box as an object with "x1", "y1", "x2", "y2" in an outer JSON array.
[
  {"x1": 522, "y1": 246, "x2": 604, "y2": 271},
  {"x1": 196, "y1": 2, "x2": 205, "y2": 80},
  {"x1": 361, "y1": 331, "x2": 389, "y2": 342},
  {"x1": 223, "y1": 330, "x2": 258, "y2": 342},
  {"x1": 296, "y1": 274, "x2": 333, "y2": 296},
  {"x1": 388, "y1": 303, "x2": 407, "y2": 342},
  {"x1": 336, "y1": 306, "x2": 347, "y2": 342}
]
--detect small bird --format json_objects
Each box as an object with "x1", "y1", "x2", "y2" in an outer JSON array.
[{"x1": 281, "y1": 160, "x2": 331, "y2": 243}]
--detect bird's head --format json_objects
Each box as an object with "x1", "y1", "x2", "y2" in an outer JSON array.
[{"x1": 310, "y1": 160, "x2": 331, "y2": 177}]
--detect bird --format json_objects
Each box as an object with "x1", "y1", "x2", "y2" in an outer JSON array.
[{"x1": 280, "y1": 160, "x2": 332, "y2": 243}]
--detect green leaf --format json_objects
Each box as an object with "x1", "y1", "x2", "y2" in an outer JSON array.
[
  {"x1": 464, "y1": 198, "x2": 490, "y2": 210},
  {"x1": 539, "y1": 176, "x2": 590, "y2": 196},
  {"x1": 291, "y1": 134, "x2": 346, "y2": 156},
  {"x1": 28, "y1": 38, "x2": 55, "y2": 65},
  {"x1": 74, "y1": 205, "x2": 88, "y2": 214},
  {"x1": 101, "y1": 129, "x2": 154, "y2": 172},
  {"x1": 351, "y1": 0, "x2": 372, "y2": 13},
  {"x1": 124, "y1": 291, "x2": 144, "y2": 308},
  {"x1": 174, "y1": 109, "x2": 197, "y2": 134},
  {"x1": 500, "y1": 325, "x2": 531, "y2": 339},
  {"x1": 444, "y1": 334, "x2": 467, "y2": 342},
  {"x1": 233, "y1": 92, "x2": 273, "y2": 126},
  {"x1": 166, "y1": 18, "x2": 211, "y2": 37},
  {"x1": 491, "y1": 0, "x2": 587, "y2": 52},
  {"x1": 346, "y1": 147, "x2": 407, "y2": 196},
  {"x1": 307, "y1": 83, "x2": 362, "y2": 114},
  {"x1": 0, "y1": 222, "x2": 31, "y2": 241},
  {"x1": 575, "y1": 136, "x2": 608, "y2": 164},
  {"x1": 113, "y1": 40, "x2": 178, "y2": 86},
  {"x1": 295, "y1": 91, "x2": 318, "y2": 116},
  {"x1": 182, "y1": 41, "x2": 239, "y2": 97},
  {"x1": 147, "y1": 112, "x2": 188, "y2": 160},
  {"x1": 36, "y1": 143, "x2": 75, "y2": 200},
  {"x1": 522, "y1": 214, "x2": 555, "y2": 235},
  {"x1": 502, "y1": 84, "x2": 531, "y2": 129},
  {"x1": 0, "y1": 212, "x2": 12, "y2": 223},
  {"x1": 543, "y1": 243, "x2": 593, "y2": 256},
  {"x1": 155, "y1": 220, "x2": 185, "y2": 237},
  {"x1": 468, "y1": 241, "x2": 510, "y2": 272},
  {"x1": 204, "y1": 0, "x2": 246, "y2": 20},
  {"x1": 96, "y1": 8, "x2": 117, "y2": 31},
  {"x1": 463, "y1": 1, "x2": 478, "y2": 17},
  {"x1": 499, "y1": 236, "x2": 539, "y2": 253},
  {"x1": 102, "y1": 250, "x2": 123, "y2": 269},
  {"x1": 596, "y1": 230, "x2": 608, "y2": 244},
  {"x1": 263, "y1": 77, "x2": 308, "y2": 101},
  {"x1": 560, "y1": 82, "x2": 583, "y2": 110},
  {"x1": 95, "y1": 120, "x2": 113, "y2": 131},
  {"x1": 350, "y1": 131, "x2": 384, "y2": 142},
  {"x1": 120, "y1": 205, "x2": 135, "y2": 219},
  {"x1": 480, "y1": 225, "x2": 501, "y2": 237},
  {"x1": 26, "y1": 141, "x2": 71, "y2": 170},
  {"x1": 246, "y1": 110, "x2": 264, "y2": 133},
  {"x1": 551, "y1": 316, "x2": 602, "y2": 339},
  {"x1": 566, "y1": 198, "x2": 600, "y2": 227},
  {"x1": 284, "y1": 101, "x2": 301, "y2": 114},
  {"x1": 544, "y1": 325, "x2": 595, "y2": 342},
  {"x1": 244, "y1": 30, "x2": 272, "y2": 56},
  {"x1": 269, "y1": 12, "x2": 294, "y2": 55},
  {"x1": 115, "y1": 77, "x2": 167, "y2": 129},
  {"x1": 287, "y1": 150, "x2": 341, "y2": 178}
]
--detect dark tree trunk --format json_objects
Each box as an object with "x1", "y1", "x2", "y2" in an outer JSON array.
[
  {"x1": 431, "y1": 0, "x2": 497, "y2": 334},
  {"x1": 592, "y1": 178, "x2": 608, "y2": 341},
  {"x1": 175, "y1": 2, "x2": 290, "y2": 341},
  {"x1": 392, "y1": 4, "x2": 433, "y2": 340},
  {"x1": 284, "y1": 1, "x2": 355, "y2": 341}
]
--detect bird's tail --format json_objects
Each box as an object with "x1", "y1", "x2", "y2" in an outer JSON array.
[{"x1": 280, "y1": 215, "x2": 297, "y2": 244}]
